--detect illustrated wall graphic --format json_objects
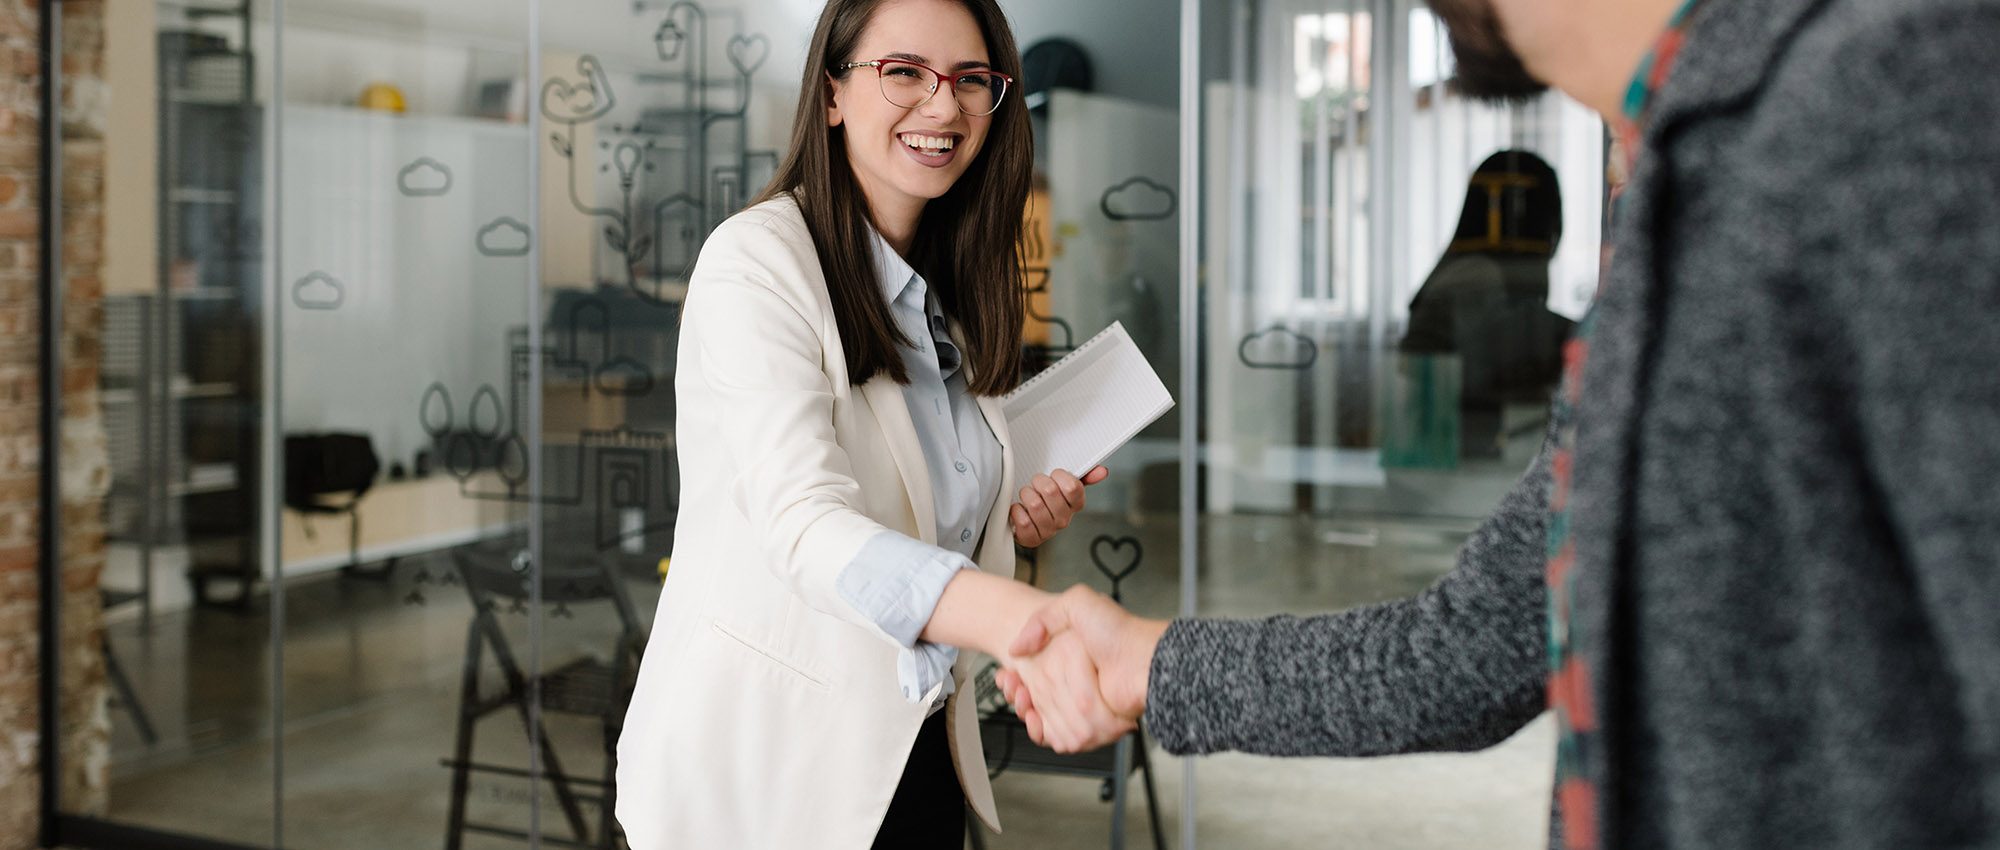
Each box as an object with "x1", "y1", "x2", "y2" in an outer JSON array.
[
  {"x1": 468, "y1": 384, "x2": 506, "y2": 440},
  {"x1": 542, "y1": 298, "x2": 660, "y2": 398},
  {"x1": 538, "y1": 0, "x2": 778, "y2": 306},
  {"x1": 725, "y1": 34, "x2": 768, "y2": 75},
  {"x1": 420, "y1": 383, "x2": 454, "y2": 436},
  {"x1": 397, "y1": 157, "x2": 453, "y2": 197},
  {"x1": 476, "y1": 217, "x2": 533, "y2": 257},
  {"x1": 655, "y1": 10, "x2": 690, "y2": 60},
  {"x1": 414, "y1": 296, "x2": 675, "y2": 555},
  {"x1": 594, "y1": 355, "x2": 655, "y2": 396},
  {"x1": 1100, "y1": 176, "x2": 1178, "y2": 222},
  {"x1": 1238, "y1": 325, "x2": 1320, "y2": 370},
  {"x1": 292, "y1": 271, "x2": 346, "y2": 310},
  {"x1": 423, "y1": 379, "x2": 678, "y2": 547},
  {"x1": 540, "y1": 55, "x2": 617, "y2": 125},
  {"x1": 1090, "y1": 534, "x2": 1143, "y2": 589}
]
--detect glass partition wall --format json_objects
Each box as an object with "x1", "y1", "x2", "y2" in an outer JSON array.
[
  {"x1": 44, "y1": 0, "x2": 1598, "y2": 847},
  {"x1": 1185, "y1": 0, "x2": 1599, "y2": 847}
]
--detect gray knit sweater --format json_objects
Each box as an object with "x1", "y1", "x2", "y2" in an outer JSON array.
[{"x1": 1146, "y1": 0, "x2": 2000, "y2": 847}]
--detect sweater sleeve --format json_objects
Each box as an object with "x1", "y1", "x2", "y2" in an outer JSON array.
[{"x1": 1144, "y1": 427, "x2": 1553, "y2": 757}]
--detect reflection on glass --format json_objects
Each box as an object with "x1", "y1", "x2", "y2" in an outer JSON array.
[
  {"x1": 977, "y1": 44, "x2": 1185, "y2": 850},
  {"x1": 83, "y1": 0, "x2": 276, "y2": 844},
  {"x1": 1401, "y1": 150, "x2": 1573, "y2": 462},
  {"x1": 272, "y1": 0, "x2": 540, "y2": 846},
  {"x1": 1189, "y1": 0, "x2": 1596, "y2": 845}
]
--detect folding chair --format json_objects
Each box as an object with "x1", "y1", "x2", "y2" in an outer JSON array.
[{"x1": 442, "y1": 539, "x2": 647, "y2": 850}]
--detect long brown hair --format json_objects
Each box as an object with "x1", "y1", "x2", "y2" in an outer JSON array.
[{"x1": 753, "y1": 0, "x2": 1030, "y2": 395}]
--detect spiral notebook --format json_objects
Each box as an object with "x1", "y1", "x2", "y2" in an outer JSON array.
[{"x1": 1003, "y1": 322, "x2": 1174, "y2": 486}]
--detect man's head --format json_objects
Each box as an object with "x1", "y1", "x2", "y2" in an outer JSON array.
[{"x1": 1429, "y1": 0, "x2": 1549, "y2": 103}]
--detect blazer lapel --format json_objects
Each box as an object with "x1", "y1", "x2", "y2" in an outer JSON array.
[
  {"x1": 859, "y1": 377, "x2": 937, "y2": 545},
  {"x1": 972, "y1": 392, "x2": 1017, "y2": 574}
]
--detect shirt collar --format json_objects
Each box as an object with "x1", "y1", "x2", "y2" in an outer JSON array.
[
  {"x1": 867, "y1": 225, "x2": 924, "y2": 309},
  {"x1": 1612, "y1": 0, "x2": 1706, "y2": 168}
]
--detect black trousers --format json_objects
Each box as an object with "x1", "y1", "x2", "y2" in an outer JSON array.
[{"x1": 871, "y1": 710, "x2": 965, "y2": 849}]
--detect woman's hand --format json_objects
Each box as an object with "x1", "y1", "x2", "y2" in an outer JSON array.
[
  {"x1": 1010, "y1": 466, "x2": 1109, "y2": 548},
  {"x1": 1000, "y1": 627, "x2": 1133, "y2": 753},
  {"x1": 995, "y1": 585, "x2": 1163, "y2": 752}
]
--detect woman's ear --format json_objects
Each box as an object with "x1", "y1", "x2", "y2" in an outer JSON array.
[{"x1": 825, "y1": 74, "x2": 844, "y2": 128}]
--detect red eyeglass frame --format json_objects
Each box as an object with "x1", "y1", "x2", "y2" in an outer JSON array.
[{"x1": 835, "y1": 58, "x2": 1013, "y2": 115}]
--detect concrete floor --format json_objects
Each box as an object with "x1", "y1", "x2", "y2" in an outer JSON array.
[{"x1": 95, "y1": 505, "x2": 1554, "y2": 850}]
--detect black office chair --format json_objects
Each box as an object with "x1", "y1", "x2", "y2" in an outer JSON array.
[
  {"x1": 442, "y1": 538, "x2": 647, "y2": 850},
  {"x1": 283, "y1": 432, "x2": 389, "y2": 578}
]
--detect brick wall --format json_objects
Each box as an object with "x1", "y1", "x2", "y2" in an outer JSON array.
[{"x1": 0, "y1": 0, "x2": 113, "y2": 845}]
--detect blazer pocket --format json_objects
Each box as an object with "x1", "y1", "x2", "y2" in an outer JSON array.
[{"x1": 708, "y1": 619, "x2": 831, "y2": 691}]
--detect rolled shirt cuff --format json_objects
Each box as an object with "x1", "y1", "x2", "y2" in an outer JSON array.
[{"x1": 837, "y1": 531, "x2": 978, "y2": 702}]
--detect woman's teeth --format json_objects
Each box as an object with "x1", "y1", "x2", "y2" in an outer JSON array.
[{"x1": 901, "y1": 133, "x2": 955, "y2": 156}]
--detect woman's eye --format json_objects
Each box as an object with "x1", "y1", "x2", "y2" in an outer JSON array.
[
  {"x1": 886, "y1": 65, "x2": 923, "y2": 78},
  {"x1": 959, "y1": 74, "x2": 993, "y2": 90}
]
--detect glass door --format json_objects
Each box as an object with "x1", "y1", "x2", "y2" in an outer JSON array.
[
  {"x1": 1185, "y1": 0, "x2": 1601, "y2": 845},
  {"x1": 270, "y1": 2, "x2": 543, "y2": 847},
  {"x1": 71, "y1": 0, "x2": 278, "y2": 845}
]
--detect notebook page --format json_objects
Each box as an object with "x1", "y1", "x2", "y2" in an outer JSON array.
[{"x1": 1003, "y1": 323, "x2": 1173, "y2": 485}]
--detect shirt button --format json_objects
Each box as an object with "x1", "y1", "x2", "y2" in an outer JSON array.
[
  {"x1": 960, "y1": 529, "x2": 972, "y2": 543},
  {"x1": 954, "y1": 460, "x2": 968, "y2": 473}
]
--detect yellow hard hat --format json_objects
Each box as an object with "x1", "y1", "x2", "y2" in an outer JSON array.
[{"x1": 358, "y1": 82, "x2": 407, "y2": 113}]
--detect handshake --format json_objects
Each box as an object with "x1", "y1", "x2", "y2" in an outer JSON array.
[{"x1": 993, "y1": 585, "x2": 1171, "y2": 754}]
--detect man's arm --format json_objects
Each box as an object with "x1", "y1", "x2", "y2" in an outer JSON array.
[
  {"x1": 1003, "y1": 427, "x2": 1555, "y2": 757},
  {"x1": 1142, "y1": 433, "x2": 1553, "y2": 757}
]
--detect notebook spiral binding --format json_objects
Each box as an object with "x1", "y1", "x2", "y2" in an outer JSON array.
[{"x1": 1002, "y1": 321, "x2": 1127, "y2": 401}]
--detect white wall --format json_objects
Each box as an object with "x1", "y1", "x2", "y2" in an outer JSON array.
[
  {"x1": 266, "y1": 1, "x2": 805, "y2": 452},
  {"x1": 279, "y1": 106, "x2": 529, "y2": 468}
]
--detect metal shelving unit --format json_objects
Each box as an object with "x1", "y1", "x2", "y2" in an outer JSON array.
[{"x1": 102, "y1": 0, "x2": 264, "y2": 613}]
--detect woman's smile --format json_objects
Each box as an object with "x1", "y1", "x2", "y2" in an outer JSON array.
[{"x1": 897, "y1": 130, "x2": 961, "y2": 168}]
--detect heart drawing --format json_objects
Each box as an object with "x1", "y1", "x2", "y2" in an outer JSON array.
[
  {"x1": 727, "y1": 35, "x2": 770, "y2": 77},
  {"x1": 1090, "y1": 535, "x2": 1143, "y2": 584}
]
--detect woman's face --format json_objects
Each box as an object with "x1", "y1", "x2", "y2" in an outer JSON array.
[{"x1": 828, "y1": 0, "x2": 994, "y2": 222}]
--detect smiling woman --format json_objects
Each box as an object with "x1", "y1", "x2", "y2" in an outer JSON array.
[
  {"x1": 612, "y1": 1, "x2": 1117, "y2": 848},
  {"x1": 774, "y1": 0, "x2": 1033, "y2": 396}
]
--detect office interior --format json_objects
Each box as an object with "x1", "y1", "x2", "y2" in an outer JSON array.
[{"x1": 38, "y1": 0, "x2": 1611, "y2": 847}]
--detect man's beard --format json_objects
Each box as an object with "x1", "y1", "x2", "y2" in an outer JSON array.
[{"x1": 1429, "y1": 0, "x2": 1549, "y2": 103}]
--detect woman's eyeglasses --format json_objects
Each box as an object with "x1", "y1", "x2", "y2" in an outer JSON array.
[{"x1": 836, "y1": 59, "x2": 1012, "y2": 117}]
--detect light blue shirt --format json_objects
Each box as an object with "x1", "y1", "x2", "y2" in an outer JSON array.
[{"x1": 834, "y1": 228, "x2": 1005, "y2": 707}]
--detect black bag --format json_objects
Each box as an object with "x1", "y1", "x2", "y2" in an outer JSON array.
[{"x1": 284, "y1": 432, "x2": 380, "y2": 512}]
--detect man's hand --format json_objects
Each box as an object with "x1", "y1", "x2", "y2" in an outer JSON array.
[
  {"x1": 921, "y1": 571, "x2": 1129, "y2": 752},
  {"x1": 1001, "y1": 628, "x2": 1132, "y2": 754},
  {"x1": 995, "y1": 584, "x2": 1168, "y2": 752},
  {"x1": 1011, "y1": 466, "x2": 1110, "y2": 548}
]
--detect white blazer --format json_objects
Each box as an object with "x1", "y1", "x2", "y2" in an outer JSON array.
[{"x1": 615, "y1": 196, "x2": 1017, "y2": 849}]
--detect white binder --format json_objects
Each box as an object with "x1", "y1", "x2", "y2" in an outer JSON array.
[{"x1": 1002, "y1": 322, "x2": 1174, "y2": 486}]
